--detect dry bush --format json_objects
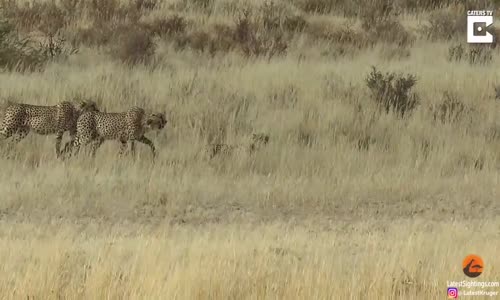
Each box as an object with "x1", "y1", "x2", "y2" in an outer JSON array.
[
  {"x1": 140, "y1": 15, "x2": 187, "y2": 38},
  {"x1": 365, "y1": 66, "x2": 419, "y2": 118},
  {"x1": 396, "y1": 0, "x2": 459, "y2": 12},
  {"x1": 182, "y1": 0, "x2": 214, "y2": 12},
  {"x1": 294, "y1": 0, "x2": 462, "y2": 15},
  {"x1": 467, "y1": 45, "x2": 493, "y2": 65},
  {"x1": 378, "y1": 45, "x2": 411, "y2": 61},
  {"x1": 39, "y1": 33, "x2": 78, "y2": 60},
  {"x1": 72, "y1": 20, "x2": 136, "y2": 47},
  {"x1": 112, "y1": 28, "x2": 156, "y2": 65},
  {"x1": 447, "y1": 43, "x2": 464, "y2": 62},
  {"x1": 257, "y1": 2, "x2": 308, "y2": 33},
  {"x1": 0, "y1": 19, "x2": 47, "y2": 72},
  {"x1": 174, "y1": 26, "x2": 235, "y2": 55},
  {"x1": 283, "y1": 14, "x2": 308, "y2": 32},
  {"x1": 190, "y1": 92, "x2": 252, "y2": 144},
  {"x1": 234, "y1": 11, "x2": 288, "y2": 58},
  {"x1": 293, "y1": 0, "x2": 359, "y2": 16},
  {"x1": 80, "y1": 0, "x2": 142, "y2": 27},
  {"x1": 306, "y1": 20, "x2": 363, "y2": 46},
  {"x1": 72, "y1": 24, "x2": 115, "y2": 47},
  {"x1": 176, "y1": 10, "x2": 290, "y2": 58},
  {"x1": 0, "y1": 0, "x2": 69, "y2": 34},
  {"x1": 448, "y1": 43, "x2": 493, "y2": 65},
  {"x1": 134, "y1": 0, "x2": 159, "y2": 11},
  {"x1": 267, "y1": 84, "x2": 299, "y2": 109},
  {"x1": 296, "y1": 107, "x2": 319, "y2": 148},
  {"x1": 419, "y1": 8, "x2": 466, "y2": 41},
  {"x1": 294, "y1": 0, "x2": 336, "y2": 14},
  {"x1": 360, "y1": 0, "x2": 414, "y2": 47},
  {"x1": 430, "y1": 91, "x2": 469, "y2": 124},
  {"x1": 167, "y1": 0, "x2": 208, "y2": 13},
  {"x1": 74, "y1": 15, "x2": 156, "y2": 48},
  {"x1": 59, "y1": 0, "x2": 83, "y2": 18},
  {"x1": 87, "y1": 0, "x2": 124, "y2": 23},
  {"x1": 495, "y1": 85, "x2": 500, "y2": 100}
]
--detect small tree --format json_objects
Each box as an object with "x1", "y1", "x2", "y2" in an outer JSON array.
[{"x1": 365, "y1": 66, "x2": 419, "y2": 118}]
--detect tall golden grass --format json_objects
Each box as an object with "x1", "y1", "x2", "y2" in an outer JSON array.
[{"x1": 0, "y1": 0, "x2": 499, "y2": 298}]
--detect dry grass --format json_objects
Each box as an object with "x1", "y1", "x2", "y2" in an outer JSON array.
[{"x1": 0, "y1": 0, "x2": 499, "y2": 298}]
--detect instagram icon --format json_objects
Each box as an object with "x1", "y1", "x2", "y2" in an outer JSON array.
[{"x1": 448, "y1": 287, "x2": 458, "y2": 298}]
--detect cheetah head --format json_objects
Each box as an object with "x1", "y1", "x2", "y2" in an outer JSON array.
[
  {"x1": 250, "y1": 133, "x2": 270, "y2": 151},
  {"x1": 75, "y1": 100, "x2": 99, "y2": 113},
  {"x1": 252, "y1": 133, "x2": 270, "y2": 144},
  {"x1": 146, "y1": 112, "x2": 167, "y2": 130}
]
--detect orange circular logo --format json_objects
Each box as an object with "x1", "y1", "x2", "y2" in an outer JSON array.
[{"x1": 462, "y1": 254, "x2": 484, "y2": 278}]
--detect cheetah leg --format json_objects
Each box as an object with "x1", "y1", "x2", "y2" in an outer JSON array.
[
  {"x1": 90, "y1": 137, "x2": 104, "y2": 157},
  {"x1": 61, "y1": 141, "x2": 74, "y2": 157},
  {"x1": 55, "y1": 131, "x2": 64, "y2": 158},
  {"x1": 67, "y1": 135, "x2": 87, "y2": 157},
  {"x1": 62, "y1": 129, "x2": 78, "y2": 155},
  {"x1": 118, "y1": 140, "x2": 128, "y2": 156},
  {"x1": 11, "y1": 128, "x2": 29, "y2": 144},
  {"x1": 136, "y1": 136, "x2": 156, "y2": 158},
  {"x1": 2, "y1": 128, "x2": 28, "y2": 154},
  {"x1": 0, "y1": 127, "x2": 12, "y2": 141},
  {"x1": 130, "y1": 141, "x2": 136, "y2": 156}
]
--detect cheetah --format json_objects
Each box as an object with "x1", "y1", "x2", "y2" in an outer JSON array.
[
  {"x1": 0, "y1": 99, "x2": 99, "y2": 157},
  {"x1": 202, "y1": 133, "x2": 270, "y2": 160},
  {"x1": 63, "y1": 106, "x2": 167, "y2": 158}
]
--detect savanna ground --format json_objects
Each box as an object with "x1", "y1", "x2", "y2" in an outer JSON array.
[{"x1": 0, "y1": 0, "x2": 499, "y2": 298}]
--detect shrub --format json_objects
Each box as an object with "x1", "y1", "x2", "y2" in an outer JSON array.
[
  {"x1": 448, "y1": 43, "x2": 464, "y2": 61},
  {"x1": 378, "y1": 45, "x2": 411, "y2": 61},
  {"x1": 419, "y1": 9, "x2": 465, "y2": 41},
  {"x1": 174, "y1": 9, "x2": 289, "y2": 58},
  {"x1": 60, "y1": 0, "x2": 83, "y2": 18},
  {"x1": 398, "y1": 0, "x2": 459, "y2": 13},
  {"x1": 88, "y1": 0, "x2": 122, "y2": 23},
  {"x1": 257, "y1": 1, "x2": 307, "y2": 33},
  {"x1": 0, "y1": 19, "x2": 46, "y2": 72},
  {"x1": 187, "y1": 0, "x2": 214, "y2": 11},
  {"x1": 495, "y1": 85, "x2": 500, "y2": 100},
  {"x1": 134, "y1": 0, "x2": 159, "y2": 11},
  {"x1": 39, "y1": 33, "x2": 79, "y2": 60},
  {"x1": 467, "y1": 45, "x2": 492, "y2": 65},
  {"x1": 141, "y1": 15, "x2": 187, "y2": 38},
  {"x1": 360, "y1": 0, "x2": 414, "y2": 47},
  {"x1": 72, "y1": 24, "x2": 114, "y2": 47},
  {"x1": 296, "y1": 108, "x2": 319, "y2": 148},
  {"x1": 294, "y1": 0, "x2": 334, "y2": 14},
  {"x1": 0, "y1": 0, "x2": 68, "y2": 34},
  {"x1": 365, "y1": 66, "x2": 419, "y2": 118},
  {"x1": 306, "y1": 20, "x2": 365, "y2": 47},
  {"x1": 112, "y1": 28, "x2": 156, "y2": 65},
  {"x1": 283, "y1": 14, "x2": 308, "y2": 32},
  {"x1": 85, "y1": 0, "x2": 141, "y2": 24},
  {"x1": 430, "y1": 91, "x2": 468, "y2": 124},
  {"x1": 235, "y1": 12, "x2": 288, "y2": 58},
  {"x1": 293, "y1": 0, "x2": 357, "y2": 15},
  {"x1": 448, "y1": 43, "x2": 493, "y2": 65}
]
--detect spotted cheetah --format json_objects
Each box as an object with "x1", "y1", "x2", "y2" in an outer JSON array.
[
  {"x1": 203, "y1": 133, "x2": 270, "y2": 160},
  {"x1": 63, "y1": 106, "x2": 167, "y2": 158},
  {"x1": 0, "y1": 99, "x2": 99, "y2": 157}
]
